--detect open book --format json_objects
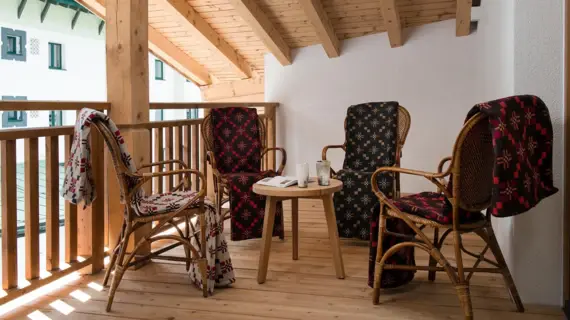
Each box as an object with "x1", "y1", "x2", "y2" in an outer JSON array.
[{"x1": 256, "y1": 176, "x2": 298, "y2": 188}]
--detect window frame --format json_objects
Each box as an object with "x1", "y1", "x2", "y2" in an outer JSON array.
[
  {"x1": 6, "y1": 35, "x2": 21, "y2": 55},
  {"x1": 49, "y1": 42, "x2": 63, "y2": 70},
  {"x1": 7, "y1": 111, "x2": 23, "y2": 122},
  {"x1": 155, "y1": 59, "x2": 164, "y2": 80}
]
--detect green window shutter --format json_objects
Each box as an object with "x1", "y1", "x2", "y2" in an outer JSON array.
[
  {"x1": 49, "y1": 43, "x2": 62, "y2": 70},
  {"x1": 155, "y1": 59, "x2": 164, "y2": 80}
]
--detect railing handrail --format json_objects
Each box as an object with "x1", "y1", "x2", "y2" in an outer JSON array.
[
  {"x1": 0, "y1": 101, "x2": 111, "y2": 111},
  {"x1": 0, "y1": 101, "x2": 279, "y2": 111},
  {"x1": 149, "y1": 102, "x2": 279, "y2": 109}
]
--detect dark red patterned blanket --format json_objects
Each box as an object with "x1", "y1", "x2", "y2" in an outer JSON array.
[
  {"x1": 211, "y1": 107, "x2": 284, "y2": 241},
  {"x1": 466, "y1": 95, "x2": 558, "y2": 217}
]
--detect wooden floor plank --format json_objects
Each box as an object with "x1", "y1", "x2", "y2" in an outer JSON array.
[{"x1": 4, "y1": 199, "x2": 562, "y2": 320}]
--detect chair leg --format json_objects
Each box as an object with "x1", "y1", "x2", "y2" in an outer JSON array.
[
  {"x1": 485, "y1": 226, "x2": 524, "y2": 312},
  {"x1": 455, "y1": 284, "x2": 474, "y2": 320},
  {"x1": 106, "y1": 226, "x2": 133, "y2": 312},
  {"x1": 428, "y1": 227, "x2": 439, "y2": 282},
  {"x1": 452, "y1": 230, "x2": 474, "y2": 320},
  {"x1": 372, "y1": 208, "x2": 386, "y2": 305},
  {"x1": 103, "y1": 222, "x2": 126, "y2": 287},
  {"x1": 184, "y1": 216, "x2": 191, "y2": 272},
  {"x1": 198, "y1": 258, "x2": 209, "y2": 298}
]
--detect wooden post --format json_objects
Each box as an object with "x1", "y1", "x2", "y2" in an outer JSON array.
[
  {"x1": 202, "y1": 109, "x2": 215, "y2": 201},
  {"x1": 105, "y1": 0, "x2": 151, "y2": 262},
  {"x1": 265, "y1": 105, "x2": 276, "y2": 171}
]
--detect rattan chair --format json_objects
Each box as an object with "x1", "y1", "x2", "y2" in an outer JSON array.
[
  {"x1": 92, "y1": 120, "x2": 210, "y2": 312},
  {"x1": 322, "y1": 105, "x2": 411, "y2": 197},
  {"x1": 371, "y1": 112, "x2": 524, "y2": 319},
  {"x1": 202, "y1": 111, "x2": 286, "y2": 221}
]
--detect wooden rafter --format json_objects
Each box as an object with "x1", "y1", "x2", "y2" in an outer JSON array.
[
  {"x1": 76, "y1": 0, "x2": 211, "y2": 85},
  {"x1": 456, "y1": 0, "x2": 472, "y2": 36},
  {"x1": 161, "y1": 0, "x2": 253, "y2": 79},
  {"x1": 380, "y1": 0, "x2": 403, "y2": 47},
  {"x1": 299, "y1": 0, "x2": 340, "y2": 58},
  {"x1": 229, "y1": 0, "x2": 291, "y2": 66}
]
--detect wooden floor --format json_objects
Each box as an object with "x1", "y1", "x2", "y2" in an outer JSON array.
[{"x1": 3, "y1": 199, "x2": 563, "y2": 320}]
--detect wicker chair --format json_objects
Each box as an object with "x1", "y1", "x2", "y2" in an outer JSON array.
[
  {"x1": 92, "y1": 120, "x2": 210, "y2": 312},
  {"x1": 371, "y1": 112, "x2": 524, "y2": 319},
  {"x1": 202, "y1": 110, "x2": 286, "y2": 221},
  {"x1": 322, "y1": 104, "x2": 411, "y2": 197},
  {"x1": 322, "y1": 104, "x2": 411, "y2": 240}
]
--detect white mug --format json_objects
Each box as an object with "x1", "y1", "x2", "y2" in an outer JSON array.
[{"x1": 297, "y1": 163, "x2": 309, "y2": 188}]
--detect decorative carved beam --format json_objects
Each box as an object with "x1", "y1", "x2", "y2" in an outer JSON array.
[
  {"x1": 229, "y1": 0, "x2": 291, "y2": 66},
  {"x1": 380, "y1": 0, "x2": 403, "y2": 47},
  {"x1": 161, "y1": 0, "x2": 253, "y2": 79},
  {"x1": 299, "y1": 0, "x2": 340, "y2": 58},
  {"x1": 17, "y1": 0, "x2": 27, "y2": 19}
]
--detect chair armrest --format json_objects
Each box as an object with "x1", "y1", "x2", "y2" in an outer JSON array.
[
  {"x1": 371, "y1": 166, "x2": 451, "y2": 203},
  {"x1": 437, "y1": 156, "x2": 452, "y2": 174},
  {"x1": 138, "y1": 160, "x2": 188, "y2": 170},
  {"x1": 141, "y1": 169, "x2": 206, "y2": 197},
  {"x1": 261, "y1": 147, "x2": 287, "y2": 175},
  {"x1": 322, "y1": 144, "x2": 345, "y2": 176}
]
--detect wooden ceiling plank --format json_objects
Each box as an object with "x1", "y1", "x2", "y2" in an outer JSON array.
[
  {"x1": 229, "y1": 0, "x2": 292, "y2": 65},
  {"x1": 299, "y1": 0, "x2": 340, "y2": 58},
  {"x1": 379, "y1": 0, "x2": 403, "y2": 47},
  {"x1": 456, "y1": 0, "x2": 472, "y2": 36},
  {"x1": 160, "y1": 0, "x2": 253, "y2": 79},
  {"x1": 76, "y1": 0, "x2": 211, "y2": 85}
]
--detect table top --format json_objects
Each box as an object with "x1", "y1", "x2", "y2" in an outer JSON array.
[{"x1": 253, "y1": 178, "x2": 342, "y2": 198}]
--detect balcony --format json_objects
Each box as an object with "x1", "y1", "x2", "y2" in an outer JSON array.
[{"x1": 0, "y1": 101, "x2": 561, "y2": 320}]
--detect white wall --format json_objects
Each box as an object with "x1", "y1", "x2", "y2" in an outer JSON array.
[
  {"x1": 266, "y1": 0, "x2": 564, "y2": 306},
  {"x1": 510, "y1": 0, "x2": 564, "y2": 306}
]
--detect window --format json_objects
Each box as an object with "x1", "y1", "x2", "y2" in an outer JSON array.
[
  {"x1": 7, "y1": 111, "x2": 23, "y2": 122},
  {"x1": 7, "y1": 35, "x2": 22, "y2": 55},
  {"x1": 49, "y1": 43, "x2": 62, "y2": 70},
  {"x1": 155, "y1": 59, "x2": 164, "y2": 80},
  {"x1": 49, "y1": 111, "x2": 63, "y2": 127},
  {"x1": 187, "y1": 109, "x2": 198, "y2": 119}
]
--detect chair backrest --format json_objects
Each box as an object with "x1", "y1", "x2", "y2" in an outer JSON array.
[
  {"x1": 450, "y1": 112, "x2": 494, "y2": 212},
  {"x1": 342, "y1": 102, "x2": 406, "y2": 172},
  {"x1": 201, "y1": 107, "x2": 266, "y2": 174},
  {"x1": 92, "y1": 120, "x2": 143, "y2": 202}
]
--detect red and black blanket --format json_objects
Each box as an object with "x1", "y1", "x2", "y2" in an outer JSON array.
[{"x1": 466, "y1": 95, "x2": 558, "y2": 217}]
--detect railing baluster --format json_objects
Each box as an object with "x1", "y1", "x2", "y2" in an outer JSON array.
[
  {"x1": 64, "y1": 135, "x2": 78, "y2": 263},
  {"x1": 24, "y1": 138, "x2": 40, "y2": 280},
  {"x1": 174, "y1": 126, "x2": 183, "y2": 186},
  {"x1": 165, "y1": 127, "x2": 174, "y2": 192},
  {"x1": 154, "y1": 128, "x2": 164, "y2": 193},
  {"x1": 2, "y1": 140, "x2": 18, "y2": 290},
  {"x1": 183, "y1": 125, "x2": 190, "y2": 186},
  {"x1": 46, "y1": 136, "x2": 60, "y2": 271},
  {"x1": 191, "y1": 124, "x2": 199, "y2": 191},
  {"x1": 266, "y1": 106, "x2": 277, "y2": 171}
]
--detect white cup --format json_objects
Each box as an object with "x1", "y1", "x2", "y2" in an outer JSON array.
[{"x1": 297, "y1": 163, "x2": 309, "y2": 188}]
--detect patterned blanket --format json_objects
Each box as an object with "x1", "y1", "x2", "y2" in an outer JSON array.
[
  {"x1": 466, "y1": 95, "x2": 558, "y2": 217},
  {"x1": 211, "y1": 107, "x2": 284, "y2": 241},
  {"x1": 61, "y1": 108, "x2": 235, "y2": 293}
]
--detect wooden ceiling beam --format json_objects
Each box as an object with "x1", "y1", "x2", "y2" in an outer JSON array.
[
  {"x1": 161, "y1": 0, "x2": 253, "y2": 79},
  {"x1": 456, "y1": 0, "x2": 472, "y2": 36},
  {"x1": 299, "y1": 0, "x2": 340, "y2": 58},
  {"x1": 76, "y1": 0, "x2": 211, "y2": 85},
  {"x1": 380, "y1": 0, "x2": 403, "y2": 47},
  {"x1": 229, "y1": 0, "x2": 291, "y2": 66}
]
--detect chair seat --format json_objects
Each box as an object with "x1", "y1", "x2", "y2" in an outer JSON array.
[
  {"x1": 134, "y1": 190, "x2": 205, "y2": 216},
  {"x1": 389, "y1": 192, "x2": 484, "y2": 225}
]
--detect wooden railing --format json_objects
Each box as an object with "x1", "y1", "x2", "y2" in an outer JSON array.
[{"x1": 0, "y1": 101, "x2": 278, "y2": 305}]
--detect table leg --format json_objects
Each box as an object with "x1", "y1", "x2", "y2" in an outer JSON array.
[
  {"x1": 257, "y1": 196, "x2": 277, "y2": 284},
  {"x1": 291, "y1": 198, "x2": 299, "y2": 260},
  {"x1": 321, "y1": 194, "x2": 345, "y2": 279}
]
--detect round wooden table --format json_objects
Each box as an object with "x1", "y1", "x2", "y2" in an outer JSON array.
[{"x1": 253, "y1": 178, "x2": 345, "y2": 284}]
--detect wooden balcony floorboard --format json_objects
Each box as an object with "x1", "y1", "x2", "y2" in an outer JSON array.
[{"x1": 3, "y1": 199, "x2": 563, "y2": 320}]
